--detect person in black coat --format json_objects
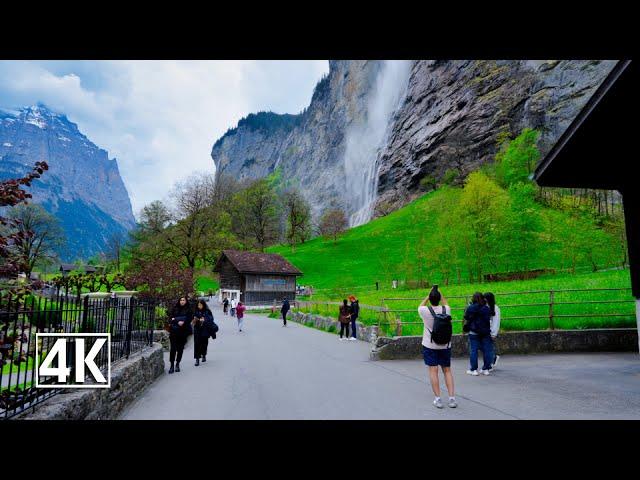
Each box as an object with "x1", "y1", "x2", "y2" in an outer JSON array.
[
  {"x1": 281, "y1": 298, "x2": 290, "y2": 327},
  {"x1": 463, "y1": 292, "x2": 494, "y2": 375},
  {"x1": 192, "y1": 299, "x2": 217, "y2": 366},
  {"x1": 348, "y1": 295, "x2": 360, "y2": 341},
  {"x1": 168, "y1": 296, "x2": 193, "y2": 374}
]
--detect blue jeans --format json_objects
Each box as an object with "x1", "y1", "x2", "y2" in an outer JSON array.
[
  {"x1": 350, "y1": 317, "x2": 357, "y2": 338},
  {"x1": 469, "y1": 334, "x2": 494, "y2": 371}
]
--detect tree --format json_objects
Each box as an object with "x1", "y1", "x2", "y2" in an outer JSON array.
[
  {"x1": 232, "y1": 178, "x2": 279, "y2": 251},
  {"x1": 103, "y1": 231, "x2": 126, "y2": 272},
  {"x1": 125, "y1": 257, "x2": 194, "y2": 306},
  {"x1": 455, "y1": 171, "x2": 510, "y2": 282},
  {"x1": 5, "y1": 204, "x2": 65, "y2": 279},
  {"x1": 495, "y1": 128, "x2": 540, "y2": 188},
  {"x1": 0, "y1": 161, "x2": 49, "y2": 291},
  {"x1": 502, "y1": 183, "x2": 543, "y2": 272},
  {"x1": 318, "y1": 208, "x2": 348, "y2": 244},
  {"x1": 282, "y1": 189, "x2": 311, "y2": 252}
]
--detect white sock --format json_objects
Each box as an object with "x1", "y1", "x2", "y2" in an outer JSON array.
[
  {"x1": 449, "y1": 396, "x2": 455, "y2": 401},
  {"x1": 434, "y1": 396, "x2": 441, "y2": 402}
]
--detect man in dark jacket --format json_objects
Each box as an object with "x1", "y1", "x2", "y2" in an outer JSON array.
[
  {"x1": 463, "y1": 292, "x2": 494, "y2": 375},
  {"x1": 281, "y1": 298, "x2": 290, "y2": 327},
  {"x1": 348, "y1": 296, "x2": 360, "y2": 341}
]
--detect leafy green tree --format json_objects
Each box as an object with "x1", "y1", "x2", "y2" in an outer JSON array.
[
  {"x1": 502, "y1": 183, "x2": 543, "y2": 271},
  {"x1": 495, "y1": 128, "x2": 540, "y2": 187},
  {"x1": 455, "y1": 171, "x2": 510, "y2": 282},
  {"x1": 232, "y1": 178, "x2": 280, "y2": 251}
]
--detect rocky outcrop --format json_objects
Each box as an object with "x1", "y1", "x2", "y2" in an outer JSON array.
[
  {"x1": 212, "y1": 61, "x2": 383, "y2": 219},
  {"x1": 211, "y1": 60, "x2": 616, "y2": 222},
  {"x1": 375, "y1": 60, "x2": 617, "y2": 212},
  {"x1": 0, "y1": 104, "x2": 136, "y2": 260}
]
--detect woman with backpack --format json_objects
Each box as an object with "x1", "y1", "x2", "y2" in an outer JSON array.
[
  {"x1": 235, "y1": 301, "x2": 246, "y2": 332},
  {"x1": 338, "y1": 299, "x2": 351, "y2": 341},
  {"x1": 418, "y1": 285, "x2": 456, "y2": 409},
  {"x1": 192, "y1": 299, "x2": 218, "y2": 366},
  {"x1": 463, "y1": 292, "x2": 494, "y2": 376},
  {"x1": 167, "y1": 296, "x2": 193, "y2": 374},
  {"x1": 484, "y1": 292, "x2": 501, "y2": 368}
]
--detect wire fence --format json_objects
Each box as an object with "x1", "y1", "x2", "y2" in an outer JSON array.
[{"x1": 0, "y1": 293, "x2": 156, "y2": 420}]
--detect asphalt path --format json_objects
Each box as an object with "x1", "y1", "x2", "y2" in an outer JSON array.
[{"x1": 120, "y1": 301, "x2": 640, "y2": 420}]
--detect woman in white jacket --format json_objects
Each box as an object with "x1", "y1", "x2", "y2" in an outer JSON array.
[{"x1": 484, "y1": 292, "x2": 501, "y2": 368}]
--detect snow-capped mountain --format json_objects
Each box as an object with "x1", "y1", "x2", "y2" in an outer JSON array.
[{"x1": 0, "y1": 104, "x2": 136, "y2": 262}]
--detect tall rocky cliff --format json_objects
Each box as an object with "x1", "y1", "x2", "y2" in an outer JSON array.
[
  {"x1": 0, "y1": 104, "x2": 136, "y2": 261},
  {"x1": 211, "y1": 60, "x2": 617, "y2": 224}
]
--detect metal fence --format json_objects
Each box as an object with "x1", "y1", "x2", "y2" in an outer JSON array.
[{"x1": 0, "y1": 293, "x2": 156, "y2": 419}]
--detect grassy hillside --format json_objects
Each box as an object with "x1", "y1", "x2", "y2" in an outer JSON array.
[{"x1": 268, "y1": 187, "x2": 625, "y2": 290}]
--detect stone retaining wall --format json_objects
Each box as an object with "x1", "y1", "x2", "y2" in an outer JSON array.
[
  {"x1": 290, "y1": 311, "x2": 379, "y2": 342},
  {"x1": 153, "y1": 330, "x2": 170, "y2": 350},
  {"x1": 370, "y1": 329, "x2": 639, "y2": 360},
  {"x1": 15, "y1": 343, "x2": 165, "y2": 420}
]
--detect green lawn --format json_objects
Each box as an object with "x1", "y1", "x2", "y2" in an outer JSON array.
[
  {"x1": 196, "y1": 276, "x2": 219, "y2": 294},
  {"x1": 293, "y1": 269, "x2": 634, "y2": 336},
  {"x1": 268, "y1": 188, "x2": 624, "y2": 290}
]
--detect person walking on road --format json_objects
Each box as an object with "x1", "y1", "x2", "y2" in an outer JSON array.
[
  {"x1": 484, "y1": 292, "x2": 501, "y2": 368},
  {"x1": 222, "y1": 297, "x2": 229, "y2": 315},
  {"x1": 463, "y1": 292, "x2": 494, "y2": 376},
  {"x1": 168, "y1": 296, "x2": 193, "y2": 374},
  {"x1": 192, "y1": 300, "x2": 218, "y2": 366},
  {"x1": 418, "y1": 285, "x2": 457, "y2": 409},
  {"x1": 230, "y1": 298, "x2": 237, "y2": 317},
  {"x1": 281, "y1": 298, "x2": 290, "y2": 327},
  {"x1": 235, "y1": 301, "x2": 246, "y2": 332},
  {"x1": 348, "y1": 295, "x2": 359, "y2": 341},
  {"x1": 338, "y1": 299, "x2": 351, "y2": 341}
]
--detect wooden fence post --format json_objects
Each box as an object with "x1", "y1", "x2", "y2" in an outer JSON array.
[{"x1": 549, "y1": 289, "x2": 555, "y2": 330}]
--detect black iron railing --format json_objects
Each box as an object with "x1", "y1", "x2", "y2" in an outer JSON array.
[{"x1": 0, "y1": 293, "x2": 156, "y2": 419}]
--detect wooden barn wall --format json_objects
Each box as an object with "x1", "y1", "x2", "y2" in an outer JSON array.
[
  {"x1": 218, "y1": 258, "x2": 242, "y2": 290},
  {"x1": 244, "y1": 274, "x2": 296, "y2": 292}
]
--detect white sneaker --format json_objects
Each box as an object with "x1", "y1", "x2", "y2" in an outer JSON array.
[
  {"x1": 339, "y1": 337, "x2": 344, "y2": 341},
  {"x1": 433, "y1": 398, "x2": 444, "y2": 409},
  {"x1": 493, "y1": 355, "x2": 500, "y2": 368},
  {"x1": 466, "y1": 370, "x2": 479, "y2": 376},
  {"x1": 448, "y1": 398, "x2": 458, "y2": 408},
  {"x1": 482, "y1": 369, "x2": 491, "y2": 376},
  {"x1": 349, "y1": 337, "x2": 357, "y2": 341}
]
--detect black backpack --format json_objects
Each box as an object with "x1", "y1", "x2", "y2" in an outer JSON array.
[{"x1": 427, "y1": 305, "x2": 453, "y2": 346}]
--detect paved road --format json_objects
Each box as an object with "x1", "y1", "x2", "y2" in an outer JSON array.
[{"x1": 121, "y1": 302, "x2": 640, "y2": 420}]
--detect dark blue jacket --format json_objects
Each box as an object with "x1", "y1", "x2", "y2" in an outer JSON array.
[
  {"x1": 281, "y1": 299, "x2": 290, "y2": 313},
  {"x1": 350, "y1": 301, "x2": 360, "y2": 320},
  {"x1": 169, "y1": 304, "x2": 193, "y2": 337},
  {"x1": 193, "y1": 309, "x2": 217, "y2": 339},
  {"x1": 464, "y1": 303, "x2": 491, "y2": 336}
]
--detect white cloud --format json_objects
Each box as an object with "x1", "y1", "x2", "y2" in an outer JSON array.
[{"x1": 0, "y1": 60, "x2": 329, "y2": 214}]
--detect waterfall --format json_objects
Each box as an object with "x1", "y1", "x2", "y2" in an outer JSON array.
[{"x1": 344, "y1": 60, "x2": 412, "y2": 226}]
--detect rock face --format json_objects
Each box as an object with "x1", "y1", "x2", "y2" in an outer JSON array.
[
  {"x1": 0, "y1": 104, "x2": 135, "y2": 261},
  {"x1": 375, "y1": 60, "x2": 617, "y2": 212},
  {"x1": 212, "y1": 60, "x2": 383, "y2": 219},
  {"x1": 211, "y1": 60, "x2": 616, "y2": 223}
]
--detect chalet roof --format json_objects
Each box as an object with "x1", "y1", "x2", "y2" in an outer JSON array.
[
  {"x1": 534, "y1": 59, "x2": 633, "y2": 190},
  {"x1": 533, "y1": 59, "x2": 639, "y2": 298},
  {"x1": 214, "y1": 250, "x2": 302, "y2": 276}
]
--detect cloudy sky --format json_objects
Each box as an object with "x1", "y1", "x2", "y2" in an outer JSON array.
[{"x1": 0, "y1": 60, "x2": 329, "y2": 214}]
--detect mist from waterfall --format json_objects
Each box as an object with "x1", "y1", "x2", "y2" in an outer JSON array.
[{"x1": 344, "y1": 60, "x2": 412, "y2": 227}]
